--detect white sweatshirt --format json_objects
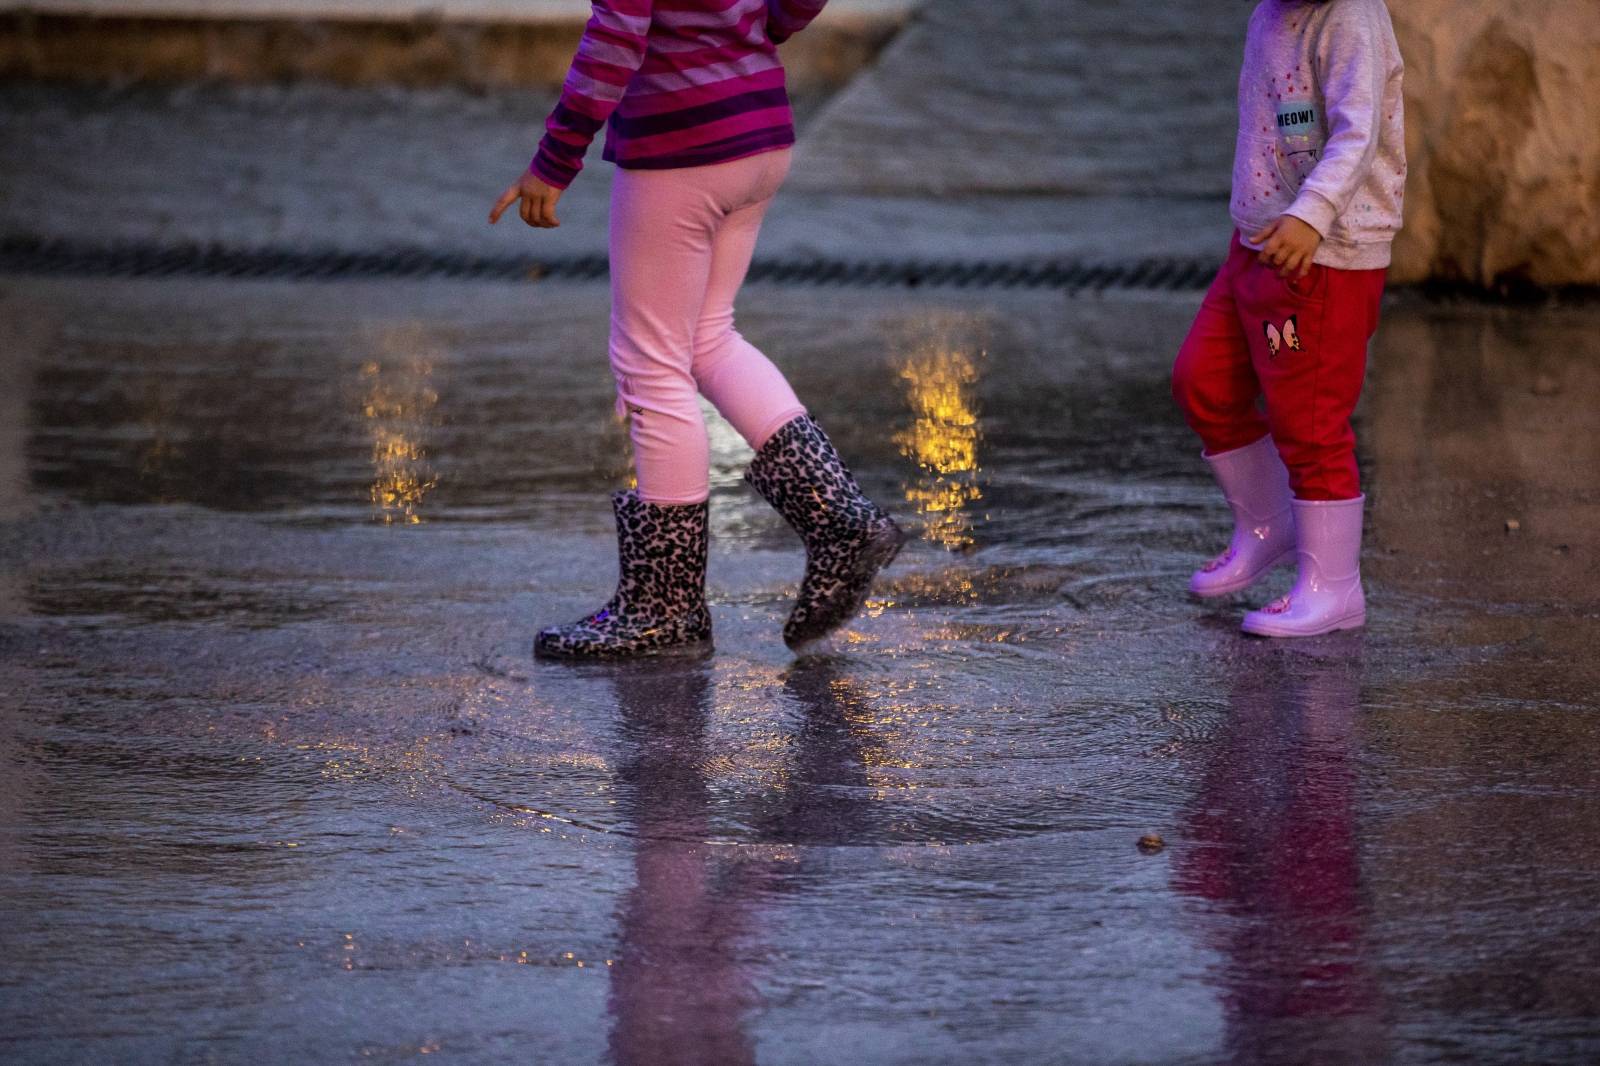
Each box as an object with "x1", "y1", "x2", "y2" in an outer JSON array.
[{"x1": 1231, "y1": 0, "x2": 1407, "y2": 270}]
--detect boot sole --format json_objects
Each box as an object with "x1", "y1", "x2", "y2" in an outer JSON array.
[
  {"x1": 785, "y1": 523, "x2": 908, "y2": 653},
  {"x1": 1188, "y1": 547, "x2": 1295, "y2": 599},
  {"x1": 1239, "y1": 610, "x2": 1366, "y2": 638},
  {"x1": 533, "y1": 635, "x2": 714, "y2": 662}
]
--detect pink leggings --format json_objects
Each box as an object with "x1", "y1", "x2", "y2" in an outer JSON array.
[{"x1": 609, "y1": 148, "x2": 806, "y2": 504}]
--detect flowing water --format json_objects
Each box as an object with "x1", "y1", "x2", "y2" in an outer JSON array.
[{"x1": 2, "y1": 276, "x2": 1598, "y2": 1064}]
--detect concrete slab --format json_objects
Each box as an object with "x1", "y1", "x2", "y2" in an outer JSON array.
[
  {"x1": 1, "y1": 0, "x2": 1254, "y2": 262},
  {"x1": 790, "y1": 0, "x2": 1247, "y2": 198},
  {"x1": 0, "y1": 81, "x2": 1233, "y2": 268}
]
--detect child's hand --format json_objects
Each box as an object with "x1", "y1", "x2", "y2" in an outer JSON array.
[
  {"x1": 490, "y1": 172, "x2": 563, "y2": 228},
  {"x1": 1249, "y1": 215, "x2": 1322, "y2": 278}
]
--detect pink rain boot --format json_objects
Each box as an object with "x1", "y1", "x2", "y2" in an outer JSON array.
[
  {"x1": 1242, "y1": 495, "x2": 1366, "y2": 638},
  {"x1": 1190, "y1": 435, "x2": 1296, "y2": 598}
]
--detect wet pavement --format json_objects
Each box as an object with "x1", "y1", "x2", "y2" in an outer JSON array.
[
  {"x1": 5, "y1": 0, "x2": 1600, "y2": 1055},
  {"x1": 2, "y1": 273, "x2": 1599, "y2": 1064}
]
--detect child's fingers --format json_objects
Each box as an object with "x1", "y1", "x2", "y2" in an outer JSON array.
[
  {"x1": 1249, "y1": 220, "x2": 1279, "y2": 245},
  {"x1": 539, "y1": 193, "x2": 562, "y2": 228},
  {"x1": 520, "y1": 196, "x2": 537, "y2": 228},
  {"x1": 1262, "y1": 237, "x2": 1287, "y2": 269},
  {"x1": 489, "y1": 185, "x2": 519, "y2": 224}
]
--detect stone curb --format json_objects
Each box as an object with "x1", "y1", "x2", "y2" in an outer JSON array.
[{"x1": 0, "y1": 6, "x2": 908, "y2": 91}]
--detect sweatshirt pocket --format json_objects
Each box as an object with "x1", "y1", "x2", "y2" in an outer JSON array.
[{"x1": 1272, "y1": 97, "x2": 1324, "y2": 192}]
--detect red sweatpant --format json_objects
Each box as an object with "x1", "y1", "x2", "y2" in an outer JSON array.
[{"x1": 1171, "y1": 234, "x2": 1386, "y2": 501}]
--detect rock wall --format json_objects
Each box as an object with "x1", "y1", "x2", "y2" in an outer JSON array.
[{"x1": 1389, "y1": 2, "x2": 1600, "y2": 287}]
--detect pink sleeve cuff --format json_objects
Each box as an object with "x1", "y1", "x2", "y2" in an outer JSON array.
[
  {"x1": 530, "y1": 143, "x2": 578, "y2": 190},
  {"x1": 1286, "y1": 190, "x2": 1338, "y2": 238}
]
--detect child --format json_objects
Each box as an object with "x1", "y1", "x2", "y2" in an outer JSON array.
[
  {"x1": 490, "y1": 0, "x2": 905, "y2": 659},
  {"x1": 1170, "y1": 0, "x2": 1405, "y2": 637}
]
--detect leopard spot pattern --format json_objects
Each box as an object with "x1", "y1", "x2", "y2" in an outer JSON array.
[
  {"x1": 534, "y1": 490, "x2": 712, "y2": 660},
  {"x1": 746, "y1": 415, "x2": 907, "y2": 649}
]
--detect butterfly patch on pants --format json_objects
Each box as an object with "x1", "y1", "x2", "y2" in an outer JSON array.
[{"x1": 1263, "y1": 315, "x2": 1303, "y2": 359}]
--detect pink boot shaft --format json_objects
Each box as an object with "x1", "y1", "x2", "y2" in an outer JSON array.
[
  {"x1": 1242, "y1": 495, "x2": 1366, "y2": 638},
  {"x1": 1190, "y1": 435, "x2": 1296, "y2": 598}
]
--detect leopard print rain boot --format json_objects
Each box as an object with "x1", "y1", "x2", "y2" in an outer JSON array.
[
  {"x1": 534, "y1": 490, "x2": 713, "y2": 660},
  {"x1": 745, "y1": 415, "x2": 907, "y2": 651}
]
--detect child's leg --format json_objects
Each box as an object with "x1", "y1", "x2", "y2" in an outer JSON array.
[
  {"x1": 678, "y1": 152, "x2": 902, "y2": 650},
  {"x1": 1236, "y1": 263, "x2": 1387, "y2": 500},
  {"x1": 1171, "y1": 238, "x2": 1300, "y2": 598},
  {"x1": 1232, "y1": 262, "x2": 1384, "y2": 637},
  {"x1": 608, "y1": 168, "x2": 724, "y2": 505},
  {"x1": 1171, "y1": 240, "x2": 1272, "y2": 454},
  {"x1": 690, "y1": 152, "x2": 806, "y2": 449},
  {"x1": 536, "y1": 166, "x2": 736, "y2": 659}
]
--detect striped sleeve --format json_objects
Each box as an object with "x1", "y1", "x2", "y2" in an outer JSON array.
[
  {"x1": 765, "y1": 0, "x2": 829, "y2": 45},
  {"x1": 530, "y1": 0, "x2": 655, "y2": 189}
]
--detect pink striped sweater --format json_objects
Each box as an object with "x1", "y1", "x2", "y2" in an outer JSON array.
[{"x1": 530, "y1": 0, "x2": 829, "y2": 189}]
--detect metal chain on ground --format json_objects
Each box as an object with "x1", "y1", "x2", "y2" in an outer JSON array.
[{"x1": 0, "y1": 235, "x2": 1217, "y2": 293}]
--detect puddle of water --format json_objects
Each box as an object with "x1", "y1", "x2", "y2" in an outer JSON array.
[{"x1": 2, "y1": 278, "x2": 1598, "y2": 1064}]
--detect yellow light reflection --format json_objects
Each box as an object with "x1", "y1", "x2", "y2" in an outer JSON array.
[
  {"x1": 361, "y1": 333, "x2": 440, "y2": 525},
  {"x1": 893, "y1": 338, "x2": 983, "y2": 549}
]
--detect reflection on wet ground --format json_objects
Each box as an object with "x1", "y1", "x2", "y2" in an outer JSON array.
[
  {"x1": 1, "y1": 278, "x2": 1598, "y2": 1064},
  {"x1": 893, "y1": 319, "x2": 985, "y2": 551},
  {"x1": 1176, "y1": 644, "x2": 1380, "y2": 1063}
]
